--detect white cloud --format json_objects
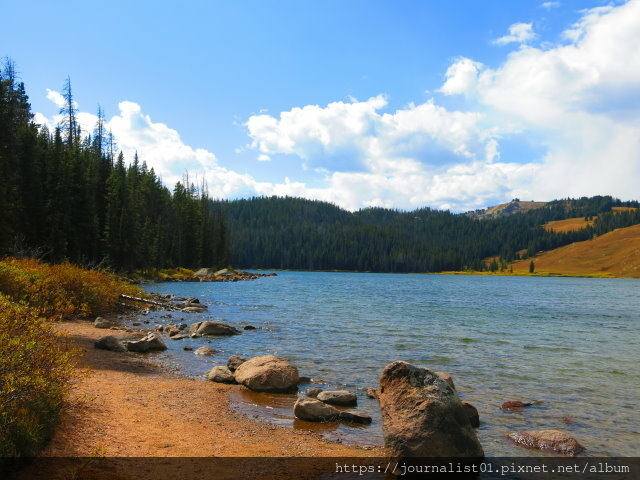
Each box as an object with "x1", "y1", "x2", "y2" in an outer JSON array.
[
  {"x1": 440, "y1": 57, "x2": 483, "y2": 96},
  {"x1": 540, "y1": 1, "x2": 560, "y2": 9},
  {"x1": 493, "y1": 22, "x2": 536, "y2": 45},
  {"x1": 45, "y1": 88, "x2": 66, "y2": 109},
  {"x1": 257, "y1": 154, "x2": 271, "y2": 162}
]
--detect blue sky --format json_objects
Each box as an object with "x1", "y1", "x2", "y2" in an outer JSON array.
[{"x1": 2, "y1": 0, "x2": 639, "y2": 211}]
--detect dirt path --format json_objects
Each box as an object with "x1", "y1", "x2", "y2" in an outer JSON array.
[{"x1": 16, "y1": 320, "x2": 385, "y2": 480}]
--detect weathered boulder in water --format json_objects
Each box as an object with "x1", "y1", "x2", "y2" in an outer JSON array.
[
  {"x1": 227, "y1": 354, "x2": 247, "y2": 372},
  {"x1": 206, "y1": 366, "x2": 237, "y2": 384},
  {"x1": 305, "y1": 388, "x2": 323, "y2": 398},
  {"x1": 94, "y1": 335, "x2": 126, "y2": 352},
  {"x1": 339, "y1": 411, "x2": 373, "y2": 425},
  {"x1": 234, "y1": 355, "x2": 299, "y2": 392},
  {"x1": 317, "y1": 390, "x2": 357, "y2": 407},
  {"x1": 461, "y1": 401, "x2": 480, "y2": 428},
  {"x1": 379, "y1": 361, "x2": 484, "y2": 458},
  {"x1": 182, "y1": 306, "x2": 207, "y2": 313},
  {"x1": 194, "y1": 346, "x2": 217, "y2": 356},
  {"x1": 189, "y1": 321, "x2": 240, "y2": 337},
  {"x1": 508, "y1": 430, "x2": 584, "y2": 456},
  {"x1": 94, "y1": 317, "x2": 111, "y2": 329},
  {"x1": 126, "y1": 333, "x2": 167, "y2": 353},
  {"x1": 293, "y1": 398, "x2": 340, "y2": 422}
]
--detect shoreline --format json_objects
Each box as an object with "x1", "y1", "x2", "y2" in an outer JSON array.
[{"x1": 17, "y1": 318, "x2": 384, "y2": 478}]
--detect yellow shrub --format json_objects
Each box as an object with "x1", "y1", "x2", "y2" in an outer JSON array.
[
  {"x1": 0, "y1": 258, "x2": 145, "y2": 319},
  {"x1": 0, "y1": 295, "x2": 77, "y2": 458}
]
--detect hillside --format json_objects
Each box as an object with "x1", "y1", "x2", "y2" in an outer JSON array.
[
  {"x1": 511, "y1": 224, "x2": 640, "y2": 278},
  {"x1": 467, "y1": 200, "x2": 547, "y2": 220},
  {"x1": 544, "y1": 217, "x2": 594, "y2": 233}
]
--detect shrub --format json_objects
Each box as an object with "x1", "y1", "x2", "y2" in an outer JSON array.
[{"x1": 0, "y1": 295, "x2": 76, "y2": 458}]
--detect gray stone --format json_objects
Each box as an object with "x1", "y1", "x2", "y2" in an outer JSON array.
[
  {"x1": 94, "y1": 317, "x2": 111, "y2": 329},
  {"x1": 227, "y1": 354, "x2": 247, "y2": 372},
  {"x1": 126, "y1": 333, "x2": 167, "y2": 353},
  {"x1": 317, "y1": 390, "x2": 357, "y2": 407},
  {"x1": 94, "y1": 335, "x2": 126, "y2": 352},
  {"x1": 305, "y1": 388, "x2": 323, "y2": 398},
  {"x1": 206, "y1": 366, "x2": 237, "y2": 384},
  {"x1": 234, "y1": 355, "x2": 299, "y2": 393},
  {"x1": 194, "y1": 346, "x2": 217, "y2": 356},
  {"x1": 293, "y1": 398, "x2": 339, "y2": 422},
  {"x1": 189, "y1": 321, "x2": 240, "y2": 337},
  {"x1": 508, "y1": 430, "x2": 584, "y2": 456},
  {"x1": 379, "y1": 361, "x2": 484, "y2": 458}
]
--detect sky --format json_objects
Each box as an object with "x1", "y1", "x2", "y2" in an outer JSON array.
[{"x1": 2, "y1": 0, "x2": 639, "y2": 212}]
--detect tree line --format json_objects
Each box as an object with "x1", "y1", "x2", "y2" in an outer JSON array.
[
  {"x1": 0, "y1": 60, "x2": 228, "y2": 271},
  {"x1": 218, "y1": 195, "x2": 639, "y2": 273}
]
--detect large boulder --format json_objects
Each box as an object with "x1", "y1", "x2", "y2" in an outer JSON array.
[
  {"x1": 317, "y1": 390, "x2": 357, "y2": 407},
  {"x1": 189, "y1": 321, "x2": 240, "y2": 337},
  {"x1": 94, "y1": 335, "x2": 126, "y2": 352},
  {"x1": 379, "y1": 361, "x2": 484, "y2": 458},
  {"x1": 508, "y1": 430, "x2": 584, "y2": 456},
  {"x1": 293, "y1": 398, "x2": 339, "y2": 422},
  {"x1": 234, "y1": 355, "x2": 299, "y2": 392},
  {"x1": 194, "y1": 346, "x2": 217, "y2": 356},
  {"x1": 206, "y1": 366, "x2": 237, "y2": 384},
  {"x1": 126, "y1": 333, "x2": 167, "y2": 353}
]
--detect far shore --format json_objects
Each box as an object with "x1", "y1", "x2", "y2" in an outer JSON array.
[{"x1": 17, "y1": 319, "x2": 383, "y2": 480}]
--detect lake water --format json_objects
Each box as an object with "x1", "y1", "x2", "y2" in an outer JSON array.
[{"x1": 140, "y1": 272, "x2": 640, "y2": 457}]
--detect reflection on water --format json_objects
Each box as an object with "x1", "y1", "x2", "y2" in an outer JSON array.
[{"x1": 142, "y1": 272, "x2": 640, "y2": 456}]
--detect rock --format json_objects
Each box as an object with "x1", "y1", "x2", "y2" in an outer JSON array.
[
  {"x1": 155, "y1": 325, "x2": 164, "y2": 332},
  {"x1": 293, "y1": 398, "x2": 339, "y2": 422},
  {"x1": 94, "y1": 335, "x2": 126, "y2": 352},
  {"x1": 234, "y1": 355, "x2": 299, "y2": 393},
  {"x1": 508, "y1": 430, "x2": 584, "y2": 456},
  {"x1": 194, "y1": 268, "x2": 215, "y2": 277},
  {"x1": 206, "y1": 366, "x2": 237, "y2": 383},
  {"x1": 182, "y1": 306, "x2": 207, "y2": 313},
  {"x1": 461, "y1": 401, "x2": 480, "y2": 428},
  {"x1": 339, "y1": 411, "x2": 372, "y2": 425},
  {"x1": 167, "y1": 327, "x2": 181, "y2": 337},
  {"x1": 126, "y1": 333, "x2": 167, "y2": 353},
  {"x1": 501, "y1": 400, "x2": 533, "y2": 411},
  {"x1": 170, "y1": 334, "x2": 186, "y2": 340},
  {"x1": 185, "y1": 296, "x2": 200, "y2": 304},
  {"x1": 297, "y1": 376, "x2": 312, "y2": 384},
  {"x1": 317, "y1": 390, "x2": 357, "y2": 407},
  {"x1": 161, "y1": 313, "x2": 172, "y2": 319},
  {"x1": 306, "y1": 388, "x2": 323, "y2": 398},
  {"x1": 194, "y1": 346, "x2": 217, "y2": 356},
  {"x1": 190, "y1": 321, "x2": 240, "y2": 337},
  {"x1": 365, "y1": 387, "x2": 379, "y2": 399},
  {"x1": 94, "y1": 317, "x2": 111, "y2": 329},
  {"x1": 214, "y1": 268, "x2": 230, "y2": 276},
  {"x1": 132, "y1": 322, "x2": 141, "y2": 326},
  {"x1": 227, "y1": 354, "x2": 247, "y2": 372},
  {"x1": 178, "y1": 323, "x2": 187, "y2": 330},
  {"x1": 379, "y1": 361, "x2": 484, "y2": 458},
  {"x1": 243, "y1": 325, "x2": 257, "y2": 330},
  {"x1": 435, "y1": 371, "x2": 455, "y2": 390},
  {"x1": 183, "y1": 346, "x2": 193, "y2": 351}
]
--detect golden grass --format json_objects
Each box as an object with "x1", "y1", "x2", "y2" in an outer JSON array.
[
  {"x1": 611, "y1": 206, "x2": 638, "y2": 212},
  {"x1": 543, "y1": 217, "x2": 594, "y2": 233},
  {"x1": 511, "y1": 224, "x2": 640, "y2": 278}
]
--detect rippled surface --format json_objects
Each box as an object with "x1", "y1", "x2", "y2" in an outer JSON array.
[{"x1": 142, "y1": 272, "x2": 640, "y2": 456}]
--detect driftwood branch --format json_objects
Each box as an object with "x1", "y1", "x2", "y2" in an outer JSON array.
[{"x1": 119, "y1": 294, "x2": 166, "y2": 306}]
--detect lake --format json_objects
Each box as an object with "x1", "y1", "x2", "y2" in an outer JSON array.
[{"x1": 140, "y1": 272, "x2": 640, "y2": 457}]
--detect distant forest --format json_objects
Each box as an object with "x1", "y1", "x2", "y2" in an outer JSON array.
[
  {"x1": 219, "y1": 196, "x2": 640, "y2": 273},
  {"x1": 2, "y1": 59, "x2": 640, "y2": 274},
  {"x1": 0, "y1": 60, "x2": 228, "y2": 271}
]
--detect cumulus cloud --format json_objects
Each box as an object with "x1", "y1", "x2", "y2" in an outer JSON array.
[
  {"x1": 540, "y1": 1, "x2": 560, "y2": 8},
  {"x1": 440, "y1": 58, "x2": 483, "y2": 96},
  {"x1": 444, "y1": 0, "x2": 640, "y2": 202},
  {"x1": 493, "y1": 22, "x2": 536, "y2": 45}
]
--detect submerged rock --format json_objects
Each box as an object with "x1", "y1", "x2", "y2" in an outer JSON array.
[
  {"x1": 190, "y1": 321, "x2": 240, "y2": 337},
  {"x1": 317, "y1": 390, "x2": 357, "y2": 407},
  {"x1": 194, "y1": 346, "x2": 217, "y2": 356},
  {"x1": 234, "y1": 355, "x2": 299, "y2": 392},
  {"x1": 94, "y1": 335, "x2": 126, "y2": 352},
  {"x1": 293, "y1": 398, "x2": 339, "y2": 422},
  {"x1": 501, "y1": 400, "x2": 533, "y2": 411},
  {"x1": 338, "y1": 411, "x2": 372, "y2": 425},
  {"x1": 508, "y1": 429, "x2": 584, "y2": 456},
  {"x1": 379, "y1": 361, "x2": 484, "y2": 458}
]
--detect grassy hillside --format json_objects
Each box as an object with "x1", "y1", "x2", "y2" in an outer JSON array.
[
  {"x1": 544, "y1": 217, "x2": 594, "y2": 233},
  {"x1": 511, "y1": 224, "x2": 640, "y2": 278}
]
